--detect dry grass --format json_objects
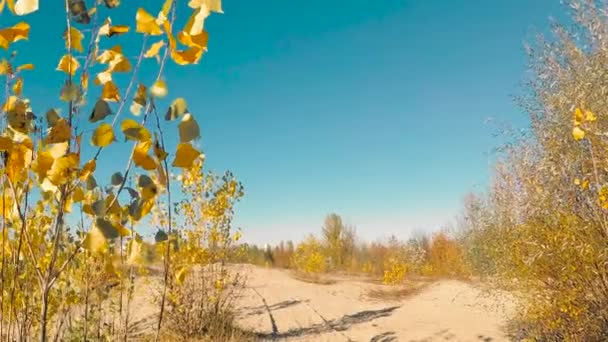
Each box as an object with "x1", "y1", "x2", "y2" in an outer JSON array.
[
  {"x1": 137, "y1": 328, "x2": 259, "y2": 342},
  {"x1": 364, "y1": 282, "x2": 430, "y2": 302},
  {"x1": 290, "y1": 272, "x2": 337, "y2": 285}
]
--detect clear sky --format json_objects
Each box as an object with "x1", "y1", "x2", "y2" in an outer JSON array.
[{"x1": 4, "y1": 0, "x2": 567, "y2": 244}]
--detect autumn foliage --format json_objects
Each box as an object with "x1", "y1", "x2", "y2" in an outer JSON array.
[
  {"x1": 0, "y1": 0, "x2": 245, "y2": 341},
  {"x1": 246, "y1": 214, "x2": 469, "y2": 285},
  {"x1": 457, "y1": 0, "x2": 608, "y2": 339}
]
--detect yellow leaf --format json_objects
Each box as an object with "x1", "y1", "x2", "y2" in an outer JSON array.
[
  {"x1": 184, "y1": 6, "x2": 210, "y2": 36},
  {"x1": 13, "y1": 0, "x2": 37, "y2": 15},
  {"x1": 144, "y1": 40, "x2": 165, "y2": 59},
  {"x1": 157, "y1": 162, "x2": 167, "y2": 187},
  {"x1": 178, "y1": 30, "x2": 208, "y2": 48},
  {"x1": 97, "y1": 45, "x2": 132, "y2": 73},
  {"x1": 585, "y1": 110, "x2": 597, "y2": 122},
  {"x1": 94, "y1": 70, "x2": 112, "y2": 85},
  {"x1": 172, "y1": 143, "x2": 201, "y2": 168},
  {"x1": 133, "y1": 141, "x2": 158, "y2": 170},
  {"x1": 0, "y1": 59, "x2": 11, "y2": 75},
  {"x1": 128, "y1": 198, "x2": 154, "y2": 221},
  {"x1": 6, "y1": 143, "x2": 32, "y2": 183},
  {"x1": 151, "y1": 79, "x2": 167, "y2": 98},
  {"x1": 175, "y1": 267, "x2": 189, "y2": 285},
  {"x1": 136, "y1": 8, "x2": 163, "y2": 35},
  {"x1": 91, "y1": 123, "x2": 115, "y2": 147},
  {"x1": 56, "y1": 54, "x2": 80, "y2": 76},
  {"x1": 102, "y1": 81, "x2": 120, "y2": 102},
  {"x1": 165, "y1": 97, "x2": 188, "y2": 121},
  {"x1": 47, "y1": 141, "x2": 68, "y2": 159},
  {"x1": 105, "y1": 194, "x2": 122, "y2": 216},
  {"x1": 12, "y1": 77, "x2": 22, "y2": 96},
  {"x1": 72, "y1": 186, "x2": 85, "y2": 202},
  {"x1": 0, "y1": 22, "x2": 30, "y2": 49},
  {"x1": 104, "y1": 258, "x2": 118, "y2": 277},
  {"x1": 60, "y1": 82, "x2": 80, "y2": 102},
  {"x1": 82, "y1": 203, "x2": 94, "y2": 216},
  {"x1": 121, "y1": 119, "x2": 151, "y2": 142},
  {"x1": 138, "y1": 174, "x2": 158, "y2": 200},
  {"x1": 130, "y1": 102, "x2": 144, "y2": 116},
  {"x1": 84, "y1": 226, "x2": 108, "y2": 252},
  {"x1": 171, "y1": 46, "x2": 204, "y2": 65},
  {"x1": 80, "y1": 159, "x2": 96, "y2": 180},
  {"x1": 99, "y1": 19, "x2": 130, "y2": 37},
  {"x1": 16, "y1": 63, "x2": 33, "y2": 72},
  {"x1": 582, "y1": 179, "x2": 590, "y2": 190},
  {"x1": 0, "y1": 136, "x2": 13, "y2": 151},
  {"x1": 90, "y1": 99, "x2": 112, "y2": 122},
  {"x1": 86, "y1": 175, "x2": 98, "y2": 190},
  {"x1": 574, "y1": 108, "x2": 584, "y2": 126},
  {"x1": 64, "y1": 27, "x2": 84, "y2": 52},
  {"x1": 573, "y1": 126, "x2": 585, "y2": 141},
  {"x1": 103, "y1": 0, "x2": 120, "y2": 9},
  {"x1": 131, "y1": 85, "x2": 147, "y2": 116},
  {"x1": 5, "y1": 98, "x2": 33, "y2": 133},
  {"x1": 188, "y1": 0, "x2": 222, "y2": 13},
  {"x1": 178, "y1": 113, "x2": 200, "y2": 143},
  {"x1": 134, "y1": 84, "x2": 147, "y2": 106},
  {"x1": 161, "y1": 0, "x2": 172, "y2": 15},
  {"x1": 109, "y1": 24, "x2": 129, "y2": 36},
  {"x1": 97, "y1": 44, "x2": 123, "y2": 61},
  {"x1": 47, "y1": 153, "x2": 79, "y2": 186},
  {"x1": 46, "y1": 108, "x2": 61, "y2": 127},
  {"x1": 44, "y1": 118, "x2": 71, "y2": 144},
  {"x1": 32, "y1": 150, "x2": 53, "y2": 180}
]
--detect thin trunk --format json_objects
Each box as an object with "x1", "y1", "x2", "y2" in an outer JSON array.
[
  {"x1": 118, "y1": 236, "x2": 124, "y2": 338},
  {"x1": 123, "y1": 225, "x2": 135, "y2": 342},
  {"x1": 39, "y1": 286, "x2": 49, "y2": 342},
  {"x1": 0, "y1": 184, "x2": 6, "y2": 341},
  {"x1": 83, "y1": 281, "x2": 89, "y2": 342}
]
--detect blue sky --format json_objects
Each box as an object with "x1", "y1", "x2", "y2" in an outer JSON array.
[{"x1": 3, "y1": 0, "x2": 567, "y2": 244}]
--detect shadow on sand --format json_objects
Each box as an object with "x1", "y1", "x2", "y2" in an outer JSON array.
[{"x1": 256, "y1": 305, "x2": 400, "y2": 340}]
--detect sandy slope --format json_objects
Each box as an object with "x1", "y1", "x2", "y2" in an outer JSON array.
[{"x1": 235, "y1": 266, "x2": 515, "y2": 342}]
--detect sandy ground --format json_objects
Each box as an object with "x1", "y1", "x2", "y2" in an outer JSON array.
[{"x1": 234, "y1": 266, "x2": 515, "y2": 342}]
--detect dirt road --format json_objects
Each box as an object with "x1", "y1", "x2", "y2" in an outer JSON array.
[{"x1": 235, "y1": 266, "x2": 515, "y2": 342}]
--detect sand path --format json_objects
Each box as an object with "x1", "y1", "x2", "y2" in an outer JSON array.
[{"x1": 235, "y1": 266, "x2": 515, "y2": 342}]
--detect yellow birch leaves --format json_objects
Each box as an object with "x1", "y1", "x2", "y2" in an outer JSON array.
[
  {"x1": 172, "y1": 143, "x2": 201, "y2": 168},
  {"x1": 145, "y1": 40, "x2": 165, "y2": 60},
  {"x1": 64, "y1": 27, "x2": 84, "y2": 52},
  {"x1": 91, "y1": 123, "x2": 115, "y2": 147},
  {"x1": 136, "y1": 8, "x2": 163, "y2": 36},
  {"x1": 572, "y1": 107, "x2": 596, "y2": 141},
  {"x1": 151, "y1": 79, "x2": 168, "y2": 98},
  {"x1": 133, "y1": 141, "x2": 158, "y2": 170},
  {"x1": 98, "y1": 18, "x2": 130, "y2": 38},
  {"x1": 0, "y1": 22, "x2": 29, "y2": 49},
  {"x1": 13, "y1": 0, "x2": 38, "y2": 16},
  {"x1": 56, "y1": 55, "x2": 80, "y2": 76},
  {"x1": 179, "y1": 113, "x2": 200, "y2": 143}
]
